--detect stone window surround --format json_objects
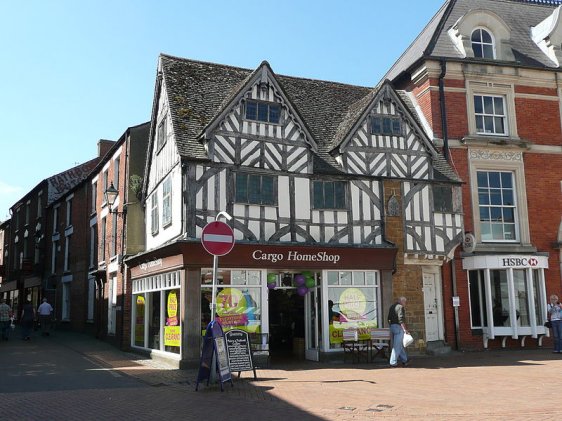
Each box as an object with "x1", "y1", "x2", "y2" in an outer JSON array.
[
  {"x1": 448, "y1": 9, "x2": 514, "y2": 61},
  {"x1": 466, "y1": 80, "x2": 519, "y2": 139},
  {"x1": 468, "y1": 148, "x2": 530, "y2": 247}
]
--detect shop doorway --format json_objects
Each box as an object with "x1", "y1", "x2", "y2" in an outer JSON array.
[
  {"x1": 268, "y1": 288, "x2": 305, "y2": 360},
  {"x1": 267, "y1": 271, "x2": 321, "y2": 362}
]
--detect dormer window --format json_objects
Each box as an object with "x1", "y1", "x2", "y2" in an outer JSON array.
[
  {"x1": 245, "y1": 100, "x2": 280, "y2": 124},
  {"x1": 471, "y1": 28, "x2": 495, "y2": 59}
]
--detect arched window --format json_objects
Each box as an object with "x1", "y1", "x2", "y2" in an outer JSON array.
[{"x1": 471, "y1": 28, "x2": 495, "y2": 59}]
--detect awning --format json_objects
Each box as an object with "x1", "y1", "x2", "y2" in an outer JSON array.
[
  {"x1": 0, "y1": 280, "x2": 18, "y2": 293},
  {"x1": 24, "y1": 276, "x2": 41, "y2": 288}
]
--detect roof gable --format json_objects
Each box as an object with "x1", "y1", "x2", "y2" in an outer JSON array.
[{"x1": 202, "y1": 61, "x2": 318, "y2": 153}]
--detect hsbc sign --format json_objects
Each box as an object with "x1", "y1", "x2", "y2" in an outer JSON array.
[
  {"x1": 501, "y1": 257, "x2": 540, "y2": 268},
  {"x1": 462, "y1": 254, "x2": 549, "y2": 271}
]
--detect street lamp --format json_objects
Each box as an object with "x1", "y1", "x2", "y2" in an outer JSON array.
[{"x1": 104, "y1": 183, "x2": 126, "y2": 216}]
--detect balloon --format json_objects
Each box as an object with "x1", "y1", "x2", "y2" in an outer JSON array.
[
  {"x1": 267, "y1": 283, "x2": 276, "y2": 290},
  {"x1": 305, "y1": 277, "x2": 315, "y2": 288},
  {"x1": 267, "y1": 273, "x2": 277, "y2": 283},
  {"x1": 297, "y1": 286, "x2": 308, "y2": 296},
  {"x1": 294, "y1": 274, "x2": 305, "y2": 286}
]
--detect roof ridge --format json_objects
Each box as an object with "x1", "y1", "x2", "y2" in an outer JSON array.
[
  {"x1": 381, "y1": 0, "x2": 453, "y2": 82},
  {"x1": 160, "y1": 53, "x2": 373, "y2": 90}
]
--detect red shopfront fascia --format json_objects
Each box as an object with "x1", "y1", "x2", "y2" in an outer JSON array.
[{"x1": 129, "y1": 241, "x2": 397, "y2": 278}]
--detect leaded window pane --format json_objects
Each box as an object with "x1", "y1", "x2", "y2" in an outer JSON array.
[
  {"x1": 269, "y1": 105, "x2": 280, "y2": 123},
  {"x1": 257, "y1": 103, "x2": 268, "y2": 122},
  {"x1": 313, "y1": 181, "x2": 323, "y2": 208},
  {"x1": 236, "y1": 173, "x2": 248, "y2": 202},
  {"x1": 382, "y1": 117, "x2": 392, "y2": 134},
  {"x1": 334, "y1": 182, "x2": 346, "y2": 208},
  {"x1": 324, "y1": 182, "x2": 335, "y2": 208},
  {"x1": 262, "y1": 176, "x2": 274, "y2": 205},
  {"x1": 248, "y1": 175, "x2": 261, "y2": 203},
  {"x1": 246, "y1": 102, "x2": 257, "y2": 120}
]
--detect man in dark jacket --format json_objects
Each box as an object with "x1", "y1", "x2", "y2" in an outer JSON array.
[{"x1": 387, "y1": 296, "x2": 410, "y2": 367}]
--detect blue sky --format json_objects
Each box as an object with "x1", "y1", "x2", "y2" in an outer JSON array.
[{"x1": 0, "y1": 0, "x2": 444, "y2": 220}]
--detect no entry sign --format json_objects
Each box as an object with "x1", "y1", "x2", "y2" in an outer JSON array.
[{"x1": 201, "y1": 221, "x2": 235, "y2": 256}]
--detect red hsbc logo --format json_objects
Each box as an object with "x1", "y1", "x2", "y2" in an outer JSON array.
[{"x1": 502, "y1": 257, "x2": 539, "y2": 268}]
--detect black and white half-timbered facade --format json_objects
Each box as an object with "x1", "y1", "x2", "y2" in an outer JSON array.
[{"x1": 126, "y1": 55, "x2": 463, "y2": 365}]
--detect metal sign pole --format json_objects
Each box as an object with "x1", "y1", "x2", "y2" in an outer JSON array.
[{"x1": 211, "y1": 254, "x2": 218, "y2": 322}]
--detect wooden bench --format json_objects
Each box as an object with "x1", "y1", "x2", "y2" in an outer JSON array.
[
  {"x1": 370, "y1": 328, "x2": 391, "y2": 361},
  {"x1": 342, "y1": 328, "x2": 391, "y2": 363}
]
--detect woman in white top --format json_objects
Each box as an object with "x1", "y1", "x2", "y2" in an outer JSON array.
[{"x1": 547, "y1": 294, "x2": 562, "y2": 353}]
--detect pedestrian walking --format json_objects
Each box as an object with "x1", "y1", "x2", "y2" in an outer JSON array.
[
  {"x1": 547, "y1": 294, "x2": 562, "y2": 353},
  {"x1": 387, "y1": 296, "x2": 411, "y2": 367},
  {"x1": 20, "y1": 300, "x2": 36, "y2": 341},
  {"x1": 0, "y1": 298, "x2": 13, "y2": 340},
  {"x1": 37, "y1": 298, "x2": 53, "y2": 336}
]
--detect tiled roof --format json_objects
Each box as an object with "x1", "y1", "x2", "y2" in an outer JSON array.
[
  {"x1": 159, "y1": 54, "x2": 459, "y2": 182},
  {"x1": 385, "y1": 0, "x2": 562, "y2": 81}
]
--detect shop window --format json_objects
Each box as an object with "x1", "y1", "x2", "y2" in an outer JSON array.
[
  {"x1": 313, "y1": 180, "x2": 347, "y2": 209},
  {"x1": 326, "y1": 271, "x2": 380, "y2": 350},
  {"x1": 201, "y1": 269, "x2": 262, "y2": 335},
  {"x1": 148, "y1": 291, "x2": 161, "y2": 350},
  {"x1": 235, "y1": 173, "x2": 276, "y2": 206},
  {"x1": 468, "y1": 268, "x2": 545, "y2": 330},
  {"x1": 163, "y1": 289, "x2": 181, "y2": 354},
  {"x1": 134, "y1": 294, "x2": 146, "y2": 347},
  {"x1": 477, "y1": 171, "x2": 517, "y2": 242}
]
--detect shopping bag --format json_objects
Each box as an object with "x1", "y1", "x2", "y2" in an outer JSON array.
[{"x1": 403, "y1": 332, "x2": 414, "y2": 347}]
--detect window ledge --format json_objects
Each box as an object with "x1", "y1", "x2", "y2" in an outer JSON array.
[
  {"x1": 462, "y1": 243, "x2": 537, "y2": 255},
  {"x1": 461, "y1": 135, "x2": 529, "y2": 149}
]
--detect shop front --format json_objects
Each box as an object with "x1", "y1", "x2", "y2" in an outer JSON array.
[
  {"x1": 128, "y1": 242, "x2": 397, "y2": 366},
  {"x1": 463, "y1": 253, "x2": 550, "y2": 348}
]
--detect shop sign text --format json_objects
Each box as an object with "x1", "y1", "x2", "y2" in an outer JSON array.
[
  {"x1": 501, "y1": 257, "x2": 539, "y2": 268},
  {"x1": 252, "y1": 250, "x2": 340, "y2": 264},
  {"x1": 139, "y1": 258, "x2": 163, "y2": 271}
]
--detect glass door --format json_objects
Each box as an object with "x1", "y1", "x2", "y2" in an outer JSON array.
[{"x1": 305, "y1": 286, "x2": 320, "y2": 361}]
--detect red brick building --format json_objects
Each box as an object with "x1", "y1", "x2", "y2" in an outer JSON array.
[
  {"x1": 387, "y1": 0, "x2": 562, "y2": 350},
  {"x1": 89, "y1": 123, "x2": 149, "y2": 348}
]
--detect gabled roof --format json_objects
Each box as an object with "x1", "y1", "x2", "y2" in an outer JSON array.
[
  {"x1": 385, "y1": 0, "x2": 562, "y2": 82},
  {"x1": 158, "y1": 54, "x2": 459, "y2": 182}
]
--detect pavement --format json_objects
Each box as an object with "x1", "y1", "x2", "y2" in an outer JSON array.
[{"x1": 1, "y1": 328, "x2": 562, "y2": 420}]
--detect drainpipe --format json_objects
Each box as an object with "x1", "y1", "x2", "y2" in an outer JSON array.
[
  {"x1": 451, "y1": 258, "x2": 460, "y2": 350},
  {"x1": 438, "y1": 60, "x2": 450, "y2": 162}
]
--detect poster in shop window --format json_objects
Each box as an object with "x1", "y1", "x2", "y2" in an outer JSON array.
[{"x1": 165, "y1": 291, "x2": 180, "y2": 347}]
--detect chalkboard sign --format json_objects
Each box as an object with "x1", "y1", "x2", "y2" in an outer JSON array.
[
  {"x1": 195, "y1": 321, "x2": 233, "y2": 391},
  {"x1": 225, "y1": 329, "x2": 256, "y2": 379}
]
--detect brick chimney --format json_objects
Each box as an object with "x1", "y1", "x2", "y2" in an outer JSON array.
[{"x1": 97, "y1": 139, "x2": 116, "y2": 158}]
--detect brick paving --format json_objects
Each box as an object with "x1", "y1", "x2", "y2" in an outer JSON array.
[{"x1": 1, "y1": 330, "x2": 562, "y2": 420}]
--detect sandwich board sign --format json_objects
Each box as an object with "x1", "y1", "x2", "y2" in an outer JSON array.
[{"x1": 195, "y1": 321, "x2": 233, "y2": 391}]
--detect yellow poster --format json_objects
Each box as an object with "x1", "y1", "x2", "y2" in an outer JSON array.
[
  {"x1": 164, "y1": 326, "x2": 181, "y2": 347},
  {"x1": 167, "y1": 291, "x2": 179, "y2": 326},
  {"x1": 135, "y1": 296, "x2": 145, "y2": 343}
]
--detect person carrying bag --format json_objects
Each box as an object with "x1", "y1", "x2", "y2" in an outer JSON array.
[{"x1": 387, "y1": 296, "x2": 412, "y2": 367}]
